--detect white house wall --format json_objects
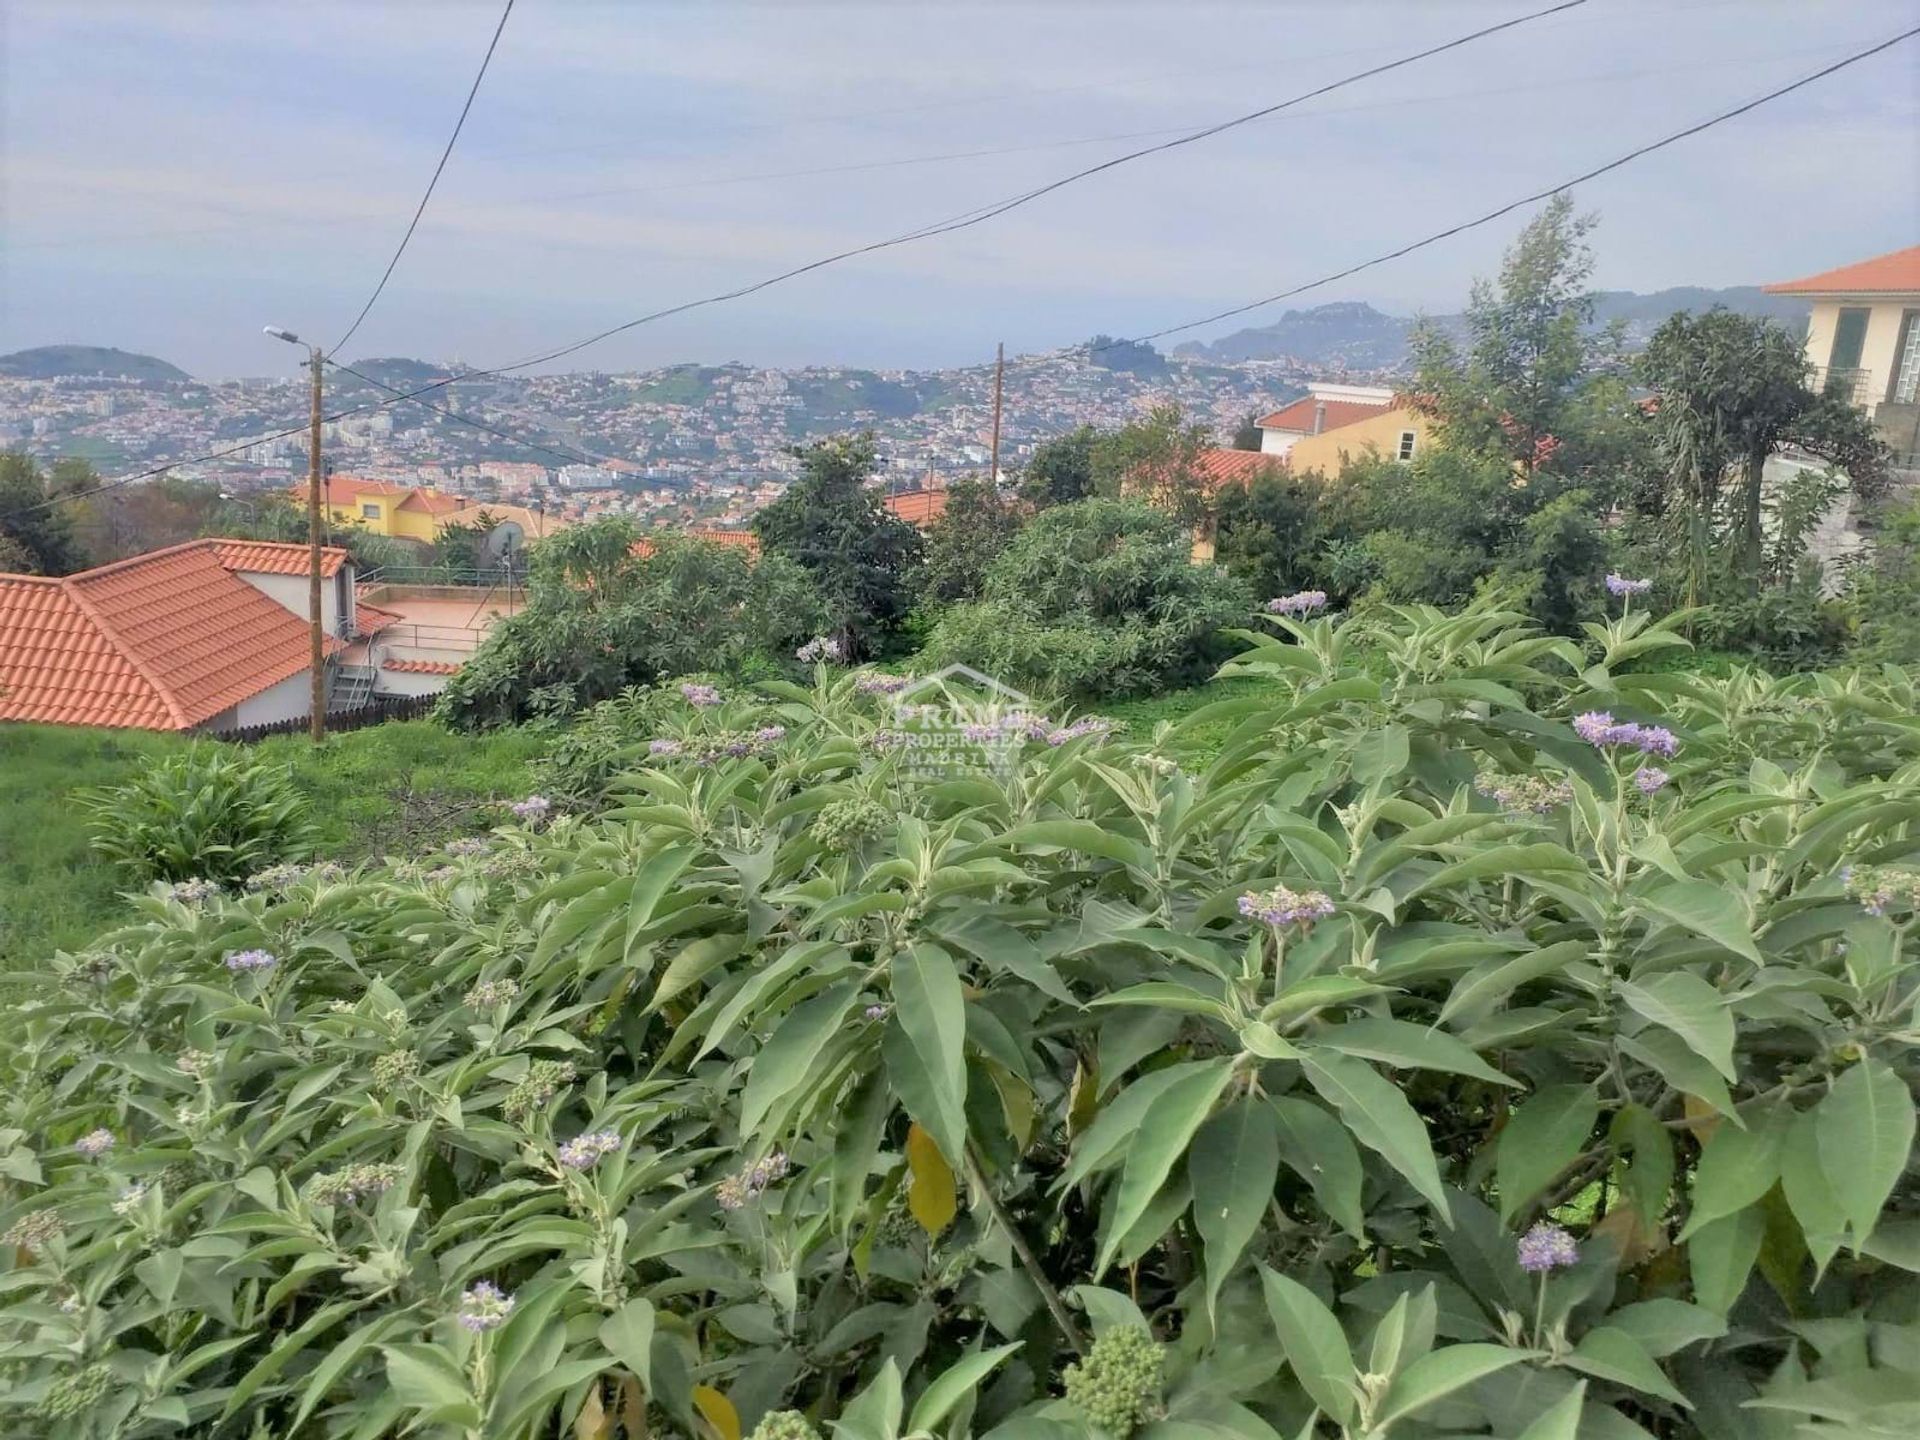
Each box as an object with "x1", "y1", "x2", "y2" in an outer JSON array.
[
  {"x1": 226, "y1": 671, "x2": 314, "y2": 730},
  {"x1": 231, "y1": 570, "x2": 347, "y2": 638}
]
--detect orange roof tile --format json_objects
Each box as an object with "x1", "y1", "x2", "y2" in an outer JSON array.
[
  {"x1": 883, "y1": 489, "x2": 949, "y2": 527},
  {"x1": 1192, "y1": 447, "x2": 1287, "y2": 490},
  {"x1": 212, "y1": 539, "x2": 349, "y2": 577},
  {"x1": 1256, "y1": 395, "x2": 1394, "y2": 435},
  {"x1": 383, "y1": 658, "x2": 463, "y2": 675},
  {"x1": 397, "y1": 489, "x2": 468, "y2": 515},
  {"x1": 355, "y1": 602, "x2": 403, "y2": 635},
  {"x1": 0, "y1": 540, "x2": 341, "y2": 731},
  {"x1": 1764, "y1": 244, "x2": 1920, "y2": 295},
  {"x1": 631, "y1": 527, "x2": 762, "y2": 559}
]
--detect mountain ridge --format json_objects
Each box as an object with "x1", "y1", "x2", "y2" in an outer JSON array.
[{"x1": 0, "y1": 345, "x2": 190, "y2": 382}]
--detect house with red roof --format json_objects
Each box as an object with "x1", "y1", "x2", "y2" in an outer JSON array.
[
  {"x1": 0, "y1": 538, "x2": 482, "y2": 732},
  {"x1": 1765, "y1": 244, "x2": 1920, "y2": 457},
  {"x1": 1253, "y1": 383, "x2": 1432, "y2": 475}
]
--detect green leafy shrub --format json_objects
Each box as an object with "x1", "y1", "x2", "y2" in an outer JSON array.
[
  {"x1": 926, "y1": 497, "x2": 1252, "y2": 698},
  {"x1": 77, "y1": 747, "x2": 317, "y2": 886},
  {"x1": 3, "y1": 596, "x2": 1916, "y2": 1438}
]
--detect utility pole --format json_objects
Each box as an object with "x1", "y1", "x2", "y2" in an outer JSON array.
[
  {"x1": 265, "y1": 326, "x2": 327, "y2": 743},
  {"x1": 989, "y1": 341, "x2": 1004, "y2": 488}
]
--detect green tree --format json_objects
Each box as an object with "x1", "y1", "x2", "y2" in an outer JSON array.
[
  {"x1": 753, "y1": 434, "x2": 922, "y2": 657},
  {"x1": 925, "y1": 497, "x2": 1252, "y2": 698},
  {"x1": 439, "y1": 521, "x2": 823, "y2": 728},
  {"x1": 1212, "y1": 466, "x2": 1324, "y2": 598},
  {"x1": 0, "y1": 451, "x2": 88, "y2": 574},
  {"x1": 1017, "y1": 425, "x2": 1098, "y2": 509},
  {"x1": 916, "y1": 478, "x2": 1023, "y2": 605},
  {"x1": 1639, "y1": 308, "x2": 1887, "y2": 593},
  {"x1": 1091, "y1": 404, "x2": 1213, "y2": 528},
  {"x1": 1230, "y1": 411, "x2": 1264, "y2": 451}
]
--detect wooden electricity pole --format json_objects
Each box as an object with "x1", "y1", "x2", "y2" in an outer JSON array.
[
  {"x1": 306, "y1": 345, "x2": 327, "y2": 744},
  {"x1": 989, "y1": 341, "x2": 1004, "y2": 487}
]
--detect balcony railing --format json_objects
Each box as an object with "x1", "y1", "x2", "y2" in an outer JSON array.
[{"x1": 1810, "y1": 366, "x2": 1877, "y2": 407}]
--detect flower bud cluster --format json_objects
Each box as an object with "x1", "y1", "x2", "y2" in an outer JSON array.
[
  {"x1": 680, "y1": 682, "x2": 722, "y2": 708},
  {"x1": 370, "y1": 1050, "x2": 421, "y2": 1090},
  {"x1": 457, "y1": 1280, "x2": 515, "y2": 1333},
  {"x1": 503, "y1": 1060, "x2": 577, "y2": 1123},
  {"x1": 855, "y1": 672, "x2": 911, "y2": 696},
  {"x1": 1062, "y1": 1326, "x2": 1166, "y2": 1438},
  {"x1": 464, "y1": 977, "x2": 520, "y2": 1009},
  {"x1": 160, "y1": 878, "x2": 221, "y2": 904},
  {"x1": 749, "y1": 1411, "x2": 822, "y2": 1440},
  {"x1": 1474, "y1": 767, "x2": 1573, "y2": 815},
  {"x1": 1846, "y1": 864, "x2": 1920, "y2": 918},
  {"x1": 557, "y1": 1130, "x2": 623, "y2": 1171},
  {"x1": 1238, "y1": 885, "x2": 1337, "y2": 929},
  {"x1": 2, "y1": 1209, "x2": 64, "y2": 1249},
  {"x1": 307, "y1": 1162, "x2": 403, "y2": 1206},
  {"x1": 810, "y1": 798, "x2": 891, "y2": 852},
  {"x1": 38, "y1": 1363, "x2": 112, "y2": 1420},
  {"x1": 1572, "y1": 711, "x2": 1679, "y2": 757},
  {"x1": 1266, "y1": 590, "x2": 1329, "y2": 617},
  {"x1": 795, "y1": 636, "x2": 843, "y2": 664},
  {"x1": 716, "y1": 1152, "x2": 790, "y2": 1211}
]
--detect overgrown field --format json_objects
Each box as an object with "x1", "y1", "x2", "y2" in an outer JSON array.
[
  {"x1": 0, "y1": 722, "x2": 542, "y2": 964},
  {"x1": 1, "y1": 599, "x2": 1916, "y2": 1439}
]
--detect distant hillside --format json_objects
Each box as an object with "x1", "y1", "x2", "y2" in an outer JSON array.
[
  {"x1": 344, "y1": 356, "x2": 470, "y2": 387},
  {"x1": 1175, "y1": 287, "x2": 1813, "y2": 367},
  {"x1": 0, "y1": 345, "x2": 189, "y2": 382}
]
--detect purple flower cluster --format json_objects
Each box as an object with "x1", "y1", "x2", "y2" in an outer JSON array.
[
  {"x1": 648, "y1": 737, "x2": 683, "y2": 757},
  {"x1": 445, "y1": 837, "x2": 490, "y2": 858},
  {"x1": 1474, "y1": 769, "x2": 1573, "y2": 815},
  {"x1": 1516, "y1": 1221, "x2": 1580, "y2": 1273},
  {"x1": 795, "y1": 636, "x2": 844, "y2": 664},
  {"x1": 867, "y1": 728, "x2": 910, "y2": 753},
  {"x1": 864, "y1": 1003, "x2": 891, "y2": 1021},
  {"x1": 681, "y1": 682, "x2": 722, "y2": 708},
  {"x1": 1846, "y1": 864, "x2": 1920, "y2": 918},
  {"x1": 1267, "y1": 590, "x2": 1329, "y2": 617},
  {"x1": 716, "y1": 1152, "x2": 790, "y2": 1211},
  {"x1": 1604, "y1": 574, "x2": 1653, "y2": 598},
  {"x1": 224, "y1": 949, "x2": 277, "y2": 973},
  {"x1": 1632, "y1": 766, "x2": 1671, "y2": 796},
  {"x1": 464, "y1": 977, "x2": 520, "y2": 1008},
  {"x1": 1045, "y1": 716, "x2": 1115, "y2": 746},
  {"x1": 754, "y1": 725, "x2": 788, "y2": 745},
  {"x1": 1238, "y1": 885, "x2": 1337, "y2": 930},
  {"x1": 509, "y1": 795, "x2": 553, "y2": 822},
  {"x1": 856, "y1": 672, "x2": 911, "y2": 696},
  {"x1": 1572, "y1": 712, "x2": 1679, "y2": 757},
  {"x1": 557, "y1": 1129, "x2": 623, "y2": 1171},
  {"x1": 457, "y1": 1280, "x2": 515, "y2": 1333},
  {"x1": 161, "y1": 878, "x2": 221, "y2": 904},
  {"x1": 74, "y1": 1129, "x2": 116, "y2": 1158}
]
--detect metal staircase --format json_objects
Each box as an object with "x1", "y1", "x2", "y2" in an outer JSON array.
[{"x1": 328, "y1": 664, "x2": 378, "y2": 713}]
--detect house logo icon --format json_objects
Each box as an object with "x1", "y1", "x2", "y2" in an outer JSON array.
[
  {"x1": 893, "y1": 663, "x2": 1032, "y2": 716},
  {"x1": 888, "y1": 664, "x2": 1037, "y2": 777}
]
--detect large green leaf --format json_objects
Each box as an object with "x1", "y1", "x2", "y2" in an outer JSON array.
[
  {"x1": 740, "y1": 982, "x2": 859, "y2": 1139},
  {"x1": 1312, "y1": 1017, "x2": 1518, "y2": 1088},
  {"x1": 1496, "y1": 1084, "x2": 1598, "y2": 1224},
  {"x1": 1617, "y1": 972, "x2": 1737, "y2": 1083},
  {"x1": 1564, "y1": 1327, "x2": 1689, "y2": 1407},
  {"x1": 1605, "y1": 1299, "x2": 1726, "y2": 1358},
  {"x1": 1514, "y1": 1382, "x2": 1587, "y2": 1440},
  {"x1": 1374, "y1": 1343, "x2": 1530, "y2": 1428},
  {"x1": 1095, "y1": 1060, "x2": 1234, "y2": 1275},
  {"x1": 1189, "y1": 1098, "x2": 1281, "y2": 1322},
  {"x1": 907, "y1": 1343, "x2": 1021, "y2": 1434},
  {"x1": 1815, "y1": 1057, "x2": 1915, "y2": 1251},
  {"x1": 1688, "y1": 1207, "x2": 1764, "y2": 1315},
  {"x1": 1270, "y1": 1096, "x2": 1367, "y2": 1240},
  {"x1": 1301, "y1": 1050, "x2": 1450, "y2": 1219},
  {"x1": 1258, "y1": 1268, "x2": 1355, "y2": 1427},
  {"x1": 1677, "y1": 1105, "x2": 1786, "y2": 1241},
  {"x1": 1633, "y1": 880, "x2": 1762, "y2": 965},
  {"x1": 598, "y1": 1298, "x2": 656, "y2": 1395},
  {"x1": 884, "y1": 945, "x2": 970, "y2": 1167},
  {"x1": 1780, "y1": 1106, "x2": 1847, "y2": 1277}
]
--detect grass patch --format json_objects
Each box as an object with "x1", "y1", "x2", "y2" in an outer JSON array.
[
  {"x1": 0, "y1": 720, "x2": 543, "y2": 965},
  {"x1": 1101, "y1": 676, "x2": 1286, "y2": 762}
]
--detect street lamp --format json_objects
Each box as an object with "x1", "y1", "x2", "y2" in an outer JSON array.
[{"x1": 266, "y1": 324, "x2": 327, "y2": 743}]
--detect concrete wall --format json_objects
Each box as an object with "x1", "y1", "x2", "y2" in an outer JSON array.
[
  {"x1": 1803, "y1": 298, "x2": 1915, "y2": 410},
  {"x1": 199, "y1": 670, "x2": 314, "y2": 733},
  {"x1": 232, "y1": 568, "x2": 349, "y2": 637},
  {"x1": 374, "y1": 665, "x2": 456, "y2": 699},
  {"x1": 1286, "y1": 407, "x2": 1430, "y2": 476}
]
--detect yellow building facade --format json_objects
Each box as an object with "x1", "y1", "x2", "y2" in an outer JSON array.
[{"x1": 1284, "y1": 404, "x2": 1432, "y2": 476}]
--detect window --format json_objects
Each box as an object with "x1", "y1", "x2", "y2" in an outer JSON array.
[
  {"x1": 361, "y1": 503, "x2": 381, "y2": 520},
  {"x1": 1890, "y1": 309, "x2": 1920, "y2": 404},
  {"x1": 1397, "y1": 431, "x2": 1417, "y2": 461}
]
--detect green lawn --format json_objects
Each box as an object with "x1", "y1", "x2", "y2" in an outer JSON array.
[
  {"x1": 0, "y1": 720, "x2": 544, "y2": 965},
  {"x1": 1100, "y1": 676, "x2": 1285, "y2": 761}
]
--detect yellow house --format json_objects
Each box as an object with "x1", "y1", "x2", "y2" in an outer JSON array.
[
  {"x1": 303, "y1": 476, "x2": 565, "y2": 546},
  {"x1": 1764, "y1": 244, "x2": 1920, "y2": 417},
  {"x1": 1254, "y1": 385, "x2": 1433, "y2": 475}
]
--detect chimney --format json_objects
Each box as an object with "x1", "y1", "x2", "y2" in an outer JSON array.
[{"x1": 1311, "y1": 401, "x2": 1327, "y2": 436}]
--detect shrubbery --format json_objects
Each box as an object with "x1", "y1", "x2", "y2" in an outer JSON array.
[
  {"x1": 5, "y1": 597, "x2": 1916, "y2": 1437},
  {"x1": 77, "y1": 747, "x2": 317, "y2": 886},
  {"x1": 925, "y1": 498, "x2": 1252, "y2": 698}
]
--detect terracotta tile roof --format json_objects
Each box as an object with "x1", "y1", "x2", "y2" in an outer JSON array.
[
  {"x1": 355, "y1": 602, "x2": 403, "y2": 635},
  {"x1": 1764, "y1": 245, "x2": 1920, "y2": 295},
  {"x1": 212, "y1": 539, "x2": 349, "y2": 577},
  {"x1": 0, "y1": 540, "x2": 341, "y2": 731},
  {"x1": 383, "y1": 658, "x2": 463, "y2": 675},
  {"x1": 1192, "y1": 447, "x2": 1287, "y2": 490},
  {"x1": 397, "y1": 489, "x2": 468, "y2": 515},
  {"x1": 632, "y1": 527, "x2": 762, "y2": 559},
  {"x1": 883, "y1": 489, "x2": 949, "y2": 527},
  {"x1": 1256, "y1": 395, "x2": 1394, "y2": 435}
]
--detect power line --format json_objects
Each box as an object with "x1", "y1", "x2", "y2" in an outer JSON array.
[
  {"x1": 1102, "y1": 23, "x2": 1920, "y2": 350},
  {"x1": 329, "y1": 0, "x2": 516, "y2": 355},
  {"x1": 17, "y1": 12, "x2": 1904, "y2": 521}
]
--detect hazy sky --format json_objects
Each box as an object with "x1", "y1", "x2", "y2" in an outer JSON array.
[{"x1": 4, "y1": 0, "x2": 1917, "y2": 379}]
